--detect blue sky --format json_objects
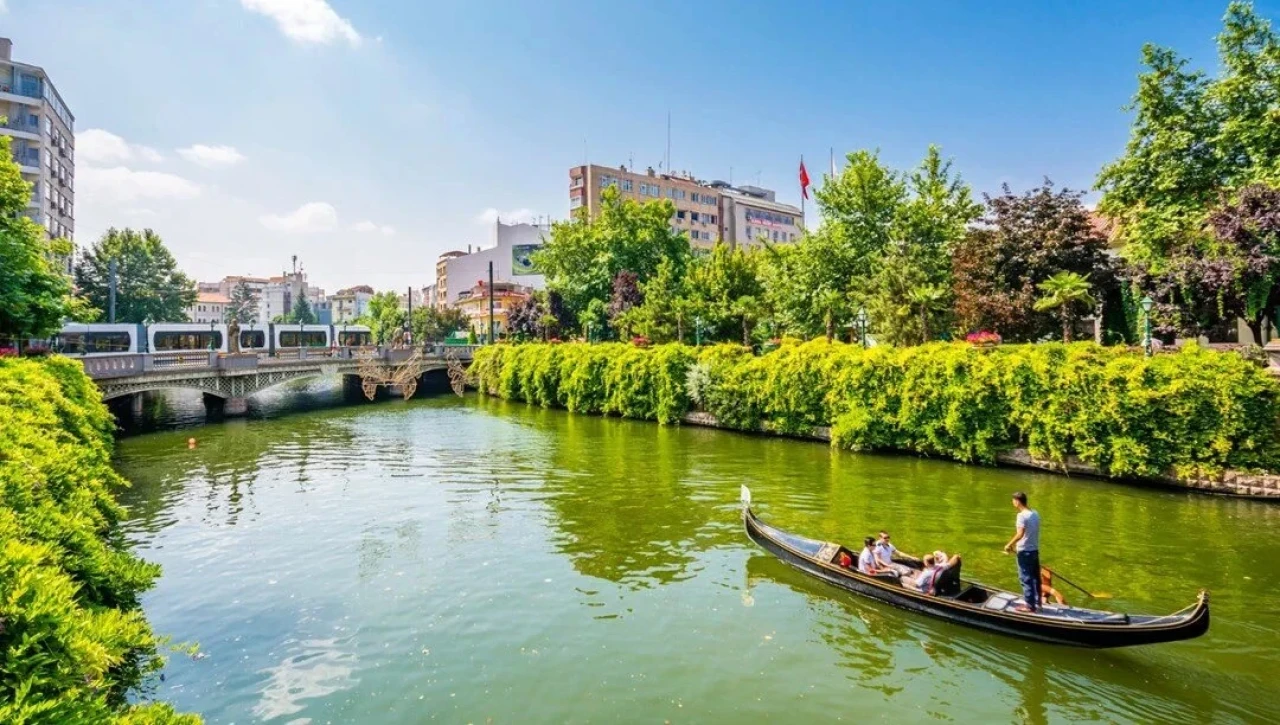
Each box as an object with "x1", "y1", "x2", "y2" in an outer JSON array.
[{"x1": 3, "y1": 0, "x2": 1274, "y2": 292}]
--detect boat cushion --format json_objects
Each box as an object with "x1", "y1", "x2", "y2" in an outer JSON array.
[{"x1": 984, "y1": 592, "x2": 1018, "y2": 611}]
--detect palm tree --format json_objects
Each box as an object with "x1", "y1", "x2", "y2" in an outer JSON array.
[{"x1": 1033, "y1": 272, "x2": 1097, "y2": 342}]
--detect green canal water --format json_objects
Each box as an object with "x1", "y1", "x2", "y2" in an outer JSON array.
[{"x1": 113, "y1": 392, "x2": 1280, "y2": 723}]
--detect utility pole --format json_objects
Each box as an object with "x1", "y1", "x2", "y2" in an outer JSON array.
[
  {"x1": 406, "y1": 285, "x2": 413, "y2": 346},
  {"x1": 488, "y1": 261, "x2": 496, "y2": 344},
  {"x1": 108, "y1": 259, "x2": 118, "y2": 323}
]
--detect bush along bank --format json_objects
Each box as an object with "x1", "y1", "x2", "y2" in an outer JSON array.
[
  {"x1": 0, "y1": 356, "x2": 197, "y2": 723},
  {"x1": 469, "y1": 340, "x2": 1280, "y2": 485}
]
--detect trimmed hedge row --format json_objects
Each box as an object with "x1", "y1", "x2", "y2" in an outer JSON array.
[
  {"x1": 0, "y1": 357, "x2": 196, "y2": 723},
  {"x1": 470, "y1": 339, "x2": 1280, "y2": 480}
]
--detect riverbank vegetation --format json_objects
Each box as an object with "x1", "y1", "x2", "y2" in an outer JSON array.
[
  {"x1": 471, "y1": 340, "x2": 1280, "y2": 480},
  {"x1": 0, "y1": 357, "x2": 196, "y2": 723}
]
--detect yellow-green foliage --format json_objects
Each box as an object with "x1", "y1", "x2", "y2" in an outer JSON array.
[
  {"x1": 0, "y1": 357, "x2": 198, "y2": 724},
  {"x1": 472, "y1": 340, "x2": 1280, "y2": 479}
]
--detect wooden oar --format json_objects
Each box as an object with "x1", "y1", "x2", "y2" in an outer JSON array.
[{"x1": 1045, "y1": 567, "x2": 1113, "y2": 600}]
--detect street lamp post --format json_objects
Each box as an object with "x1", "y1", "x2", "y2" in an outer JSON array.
[
  {"x1": 695, "y1": 316, "x2": 702, "y2": 347},
  {"x1": 586, "y1": 321, "x2": 594, "y2": 344},
  {"x1": 208, "y1": 320, "x2": 216, "y2": 352},
  {"x1": 857, "y1": 307, "x2": 869, "y2": 349},
  {"x1": 1141, "y1": 296, "x2": 1154, "y2": 357}
]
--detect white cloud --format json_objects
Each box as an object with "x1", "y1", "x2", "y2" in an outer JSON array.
[
  {"x1": 78, "y1": 166, "x2": 201, "y2": 204},
  {"x1": 0, "y1": 2, "x2": 8, "y2": 14},
  {"x1": 240, "y1": 0, "x2": 362, "y2": 46},
  {"x1": 76, "y1": 129, "x2": 164, "y2": 165},
  {"x1": 178, "y1": 144, "x2": 246, "y2": 168},
  {"x1": 351, "y1": 220, "x2": 395, "y2": 236},
  {"x1": 260, "y1": 202, "x2": 339, "y2": 233},
  {"x1": 474, "y1": 207, "x2": 538, "y2": 225}
]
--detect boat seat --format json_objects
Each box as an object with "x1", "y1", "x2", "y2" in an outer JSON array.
[
  {"x1": 934, "y1": 558, "x2": 962, "y2": 597},
  {"x1": 984, "y1": 592, "x2": 1019, "y2": 611}
]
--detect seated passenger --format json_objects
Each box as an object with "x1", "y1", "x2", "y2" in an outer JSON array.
[
  {"x1": 902, "y1": 552, "x2": 963, "y2": 595},
  {"x1": 875, "y1": 531, "x2": 913, "y2": 575},
  {"x1": 837, "y1": 550, "x2": 854, "y2": 569},
  {"x1": 857, "y1": 537, "x2": 891, "y2": 576}
]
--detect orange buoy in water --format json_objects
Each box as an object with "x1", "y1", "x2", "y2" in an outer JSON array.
[{"x1": 187, "y1": 438, "x2": 196, "y2": 449}]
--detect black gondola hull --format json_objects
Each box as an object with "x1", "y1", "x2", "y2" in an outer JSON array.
[{"x1": 745, "y1": 507, "x2": 1209, "y2": 649}]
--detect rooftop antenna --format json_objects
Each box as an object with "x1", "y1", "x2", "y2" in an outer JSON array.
[{"x1": 666, "y1": 111, "x2": 671, "y2": 174}]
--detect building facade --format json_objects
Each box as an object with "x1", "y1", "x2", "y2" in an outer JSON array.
[
  {"x1": 330, "y1": 285, "x2": 374, "y2": 323},
  {"x1": 716, "y1": 184, "x2": 803, "y2": 248},
  {"x1": 186, "y1": 292, "x2": 229, "y2": 324},
  {"x1": 568, "y1": 164, "x2": 803, "y2": 250},
  {"x1": 569, "y1": 164, "x2": 723, "y2": 247},
  {"x1": 455, "y1": 280, "x2": 532, "y2": 339},
  {"x1": 0, "y1": 38, "x2": 75, "y2": 274},
  {"x1": 436, "y1": 221, "x2": 549, "y2": 308}
]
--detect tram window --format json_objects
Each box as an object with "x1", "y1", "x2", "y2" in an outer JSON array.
[
  {"x1": 240, "y1": 330, "x2": 266, "y2": 348},
  {"x1": 87, "y1": 332, "x2": 131, "y2": 352},
  {"x1": 339, "y1": 332, "x2": 371, "y2": 346},
  {"x1": 279, "y1": 331, "x2": 329, "y2": 347},
  {"x1": 56, "y1": 333, "x2": 86, "y2": 354},
  {"x1": 154, "y1": 332, "x2": 222, "y2": 350}
]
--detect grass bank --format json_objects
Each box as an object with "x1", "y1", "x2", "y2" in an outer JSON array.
[
  {"x1": 0, "y1": 356, "x2": 197, "y2": 723},
  {"x1": 470, "y1": 339, "x2": 1280, "y2": 482}
]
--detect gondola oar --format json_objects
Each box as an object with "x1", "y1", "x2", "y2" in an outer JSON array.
[{"x1": 1045, "y1": 567, "x2": 1112, "y2": 599}]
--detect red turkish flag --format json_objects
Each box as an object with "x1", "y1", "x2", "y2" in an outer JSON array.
[{"x1": 799, "y1": 159, "x2": 811, "y2": 200}]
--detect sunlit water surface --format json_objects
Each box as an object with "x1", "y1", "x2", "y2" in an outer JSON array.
[{"x1": 114, "y1": 392, "x2": 1280, "y2": 723}]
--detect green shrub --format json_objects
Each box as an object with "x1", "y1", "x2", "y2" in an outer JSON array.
[
  {"x1": 470, "y1": 341, "x2": 1280, "y2": 479},
  {"x1": 0, "y1": 357, "x2": 198, "y2": 723}
]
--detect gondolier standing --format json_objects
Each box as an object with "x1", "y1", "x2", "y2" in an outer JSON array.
[{"x1": 1003, "y1": 491, "x2": 1041, "y2": 612}]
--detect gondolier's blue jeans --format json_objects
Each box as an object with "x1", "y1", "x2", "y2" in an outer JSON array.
[{"x1": 1017, "y1": 550, "x2": 1041, "y2": 610}]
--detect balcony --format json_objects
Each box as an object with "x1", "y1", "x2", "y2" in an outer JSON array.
[
  {"x1": 0, "y1": 117, "x2": 41, "y2": 140},
  {"x1": 12, "y1": 150, "x2": 40, "y2": 172},
  {"x1": 0, "y1": 84, "x2": 43, "y2": 105}
]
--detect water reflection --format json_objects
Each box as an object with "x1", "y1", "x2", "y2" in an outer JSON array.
[
  {"x1": 115, "y1": 394, "x2": 1280, "y2": 723},
  {"x1": 253, "y1": 636, "x2": 359, "y2": 721}
]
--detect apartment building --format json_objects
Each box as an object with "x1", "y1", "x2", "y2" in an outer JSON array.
[
  {"x1": 186, "y1": 292, "x2": 229, "y2": 324},
  {"x1": 569, "y1": 164, "x2": 723, "y2": 247},
  {"x1": 330, "y1": 285, "x2": 374, "y2": 323},
  {"x1": 456, "y1": 280, "x2": 533, "y2": 339},
  {"x1": 0, "y1": 38, "x2": 75, "y2": 274},
  {"x1": 435, "y1": 220, "x2": 549, "y2": 308},
  {"x1": 716, "y1": 184, "x2": 803, "y2": 248}
]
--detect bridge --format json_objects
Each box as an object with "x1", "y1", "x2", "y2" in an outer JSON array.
[{"x1": 80, "y1": 345, "x2": 480, "y2": 417}]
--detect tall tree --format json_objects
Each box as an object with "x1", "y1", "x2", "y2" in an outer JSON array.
[
  {"x1": 0, "y1": 134, "x2": 79, "y2": 342},
  {"x1": 1207, "y1": 183, "x2": 1280, "y2": 342},
  {"x1": 224, "y1": 281, "x2": 260, "y2": 324},
  {"x1": 535, "y1": 185, "x2": 690, "y2": 319},
  {"x1": 607, "y1": 271, "x2": 643, "y2": 338},
  {"x1": 686, "y1": 242, "x2": 766, "y2": 342},
  {"x1": 952, "y1": 181, "x2": 1114, "y2": 340},
  {"x1": 1097, "y1": 3, "x2": 1280, "y2": 337},
  {"x1": 1034, "y1": 272, "x2": 1097, "y2": 342},
  {"x1": 290, "y1": 294, "x2": 316, "y2": 325},
  {"x1": 629, "y1": 257, "x2": 692, "y2": 343},
  {"x1": 75, "y1": 228, "x2": 196, "y2": 323}
]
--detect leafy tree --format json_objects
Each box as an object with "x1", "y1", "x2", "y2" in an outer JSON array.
[
  {"x1": 1097, "y1": 3, "x2": 1280, "y2": 336},
  {"x1": 686, "y1": 242, "x2": 766, "y2": 342},
  {"x1": 1207, "y1": 184, "x2": 1280, "y2": 343},
  {"x1": 75, "y1": 228, "x2": 196, "y2": 323},
  {"x1": 0, "y1": 134, "x2": 81, "y2": 343},
  {"x1": 629, "y1": 257, "x2": 692, "y2": 343},
  {"x1": 776, "y1": 146, "x2": 978, "y2": 343},
  {"x1": 1034, "y1": 272, "x2": 1097, "y2": 342},
  {"x1": 607, "y1": 270, "x2": 643, "y2": 338},
  {"x1": 953, "y1": 181, "x2": 1114, "y2": 340},
  {"x1": 411, "y1": 306, "x2": 469, "y2": 342},
  {"x1": 363, "y1": 291, "x2": 405, "y2": 344},
  {"x1": 225, "y1": 280, "x2": 260, "y2": 324},
  {"x1": 536, "y1": 185, "x2": 690, "y2": 318},
  {"x1": 508, "y1": 295, "x2": 542, "y2": 340}
]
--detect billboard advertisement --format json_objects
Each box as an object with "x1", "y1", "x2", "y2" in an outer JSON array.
[{"x1": 512, "y1": 244, "x2": 541, "y2": 276}]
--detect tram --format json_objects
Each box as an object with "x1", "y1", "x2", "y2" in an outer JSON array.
[{"x1": 50, "y1": 322, "x2": 373, "y2": 357}]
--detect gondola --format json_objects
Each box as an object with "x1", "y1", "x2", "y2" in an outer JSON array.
[{"x1": 741, "y1": 487, "x2": 1209, "y2": 648}]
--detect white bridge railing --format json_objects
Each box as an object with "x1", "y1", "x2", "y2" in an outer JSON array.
[{"x1": 79, "y1": 345, "x2": 478, "y2": 381}]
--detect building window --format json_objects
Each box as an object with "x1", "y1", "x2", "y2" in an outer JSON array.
[
  {"x1": 570, "y1": 196, "x2": 582, "y2": 209},
  {"x1": 621, "y1": 179, "x2": 633, "y2": 192},
  {"x1": 677, "y1": 210, "x2": 686, "y2": 220},
  {"x1": 709, "y1": 214, "x2": 717, "y2": 224}
]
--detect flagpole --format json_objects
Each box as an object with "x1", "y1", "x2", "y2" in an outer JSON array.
[{"x1": 800, "y1": 154, "x2": 806, "y2": 227}]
